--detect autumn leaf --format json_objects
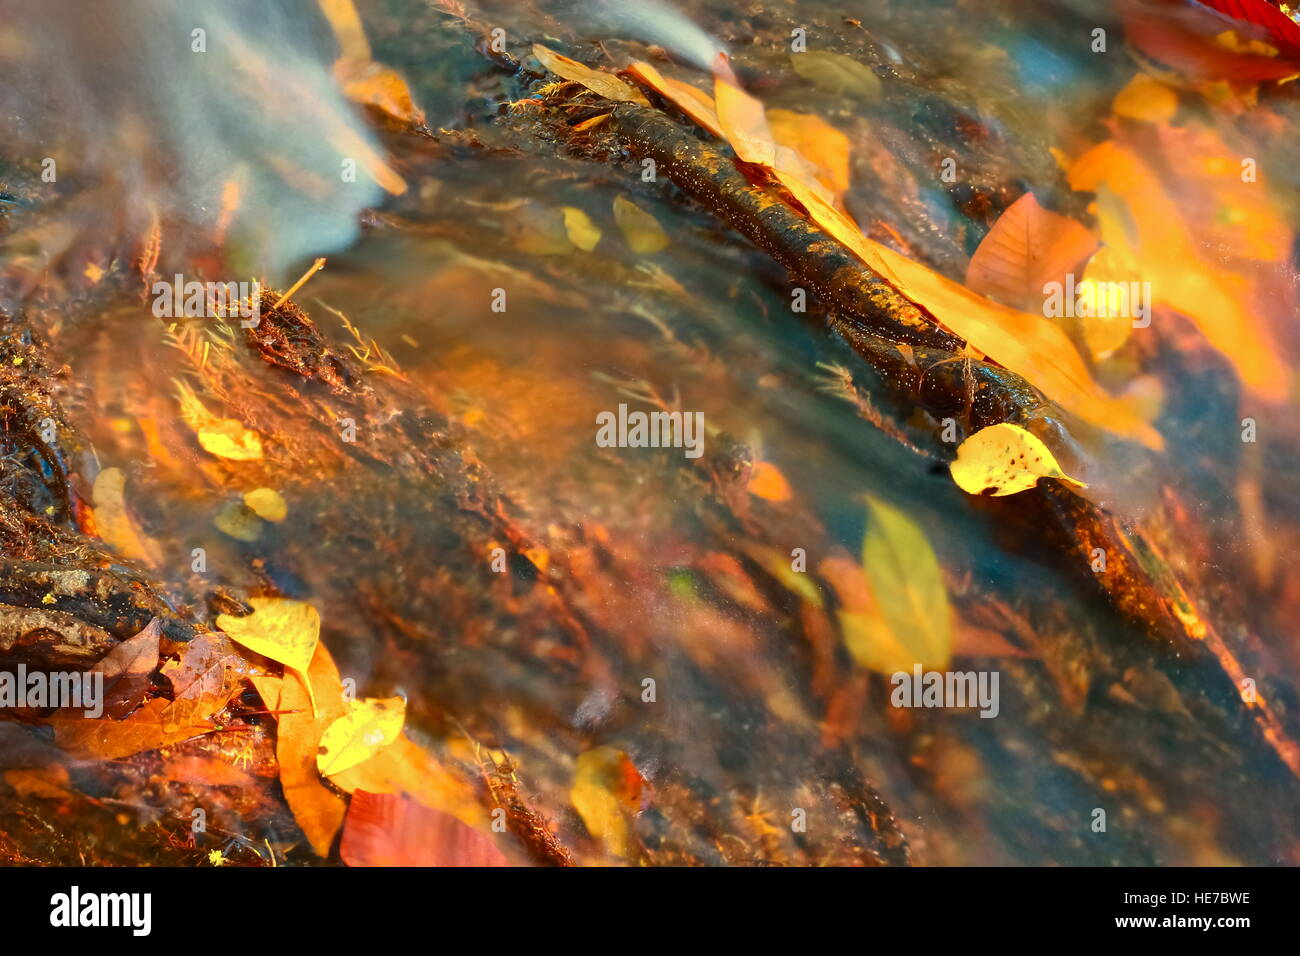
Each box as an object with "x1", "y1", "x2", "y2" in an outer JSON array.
[
  {"x1": 767, "y1": 109, "x2": 852, "y2": 199},
  {"x1": 340, "y1": 790, "x2": 512, "y2": 867},
  {"x1": 570, "y1": 746, "x2": 645, "y2": 859},
  {"x1": 847, "y1": 496, "x2": 953, "y2": 673},
  {"x1": 965, "y1": 192, "x2": 1098, "y2": 312},
  {"x1": 250, "y1": 641, "x2": 349, "y2": 856},
  {"x1": 90, "y1": 616, "x2": 161, "y2": 719},
  {"x1": 613, "y1": 195, "x2": 669, "y2": 253},
  {"x1": 950, "y1": 423, "x2": 1086, "y2": 497},
  {"x1": 628, "y1": 61, "x2": 722, "y2": 137},
  {"x1": 243, "y1": 488, "x2": 287, "y2": 522},
  {"x1": 336, "y1": 59, "x2": 426, "y2": 127},
  {"x1": 316, "y1": 696, "x2": 406, "y2": 777},
  {"x1": 218, "y1": 598, "x2": 321, "y2": 713},
  {"x1": 91, "y1": 467, "x2": 160, "y2": 565},
  {"x1": 175, "y1": 380, "x2": 264, "y2": 461},
  {"x1": 1112, "y1": 74, "x2": 1179, "y2": 123},
  {"x1": 747, "y1": 461, "x2": 793, "y2": 502},
  {"x1": 561, "y1": 206, "x2": 601, "y2": 251},
  {"x1": 788, "y1": 51, "x2": 881, "y2": 101},
  {"x1": 329, "y1": 734, "x2": 484, "y2": 826},
  {"x1": 532, "y1": 44, "x2": 649, "y2": 105}
]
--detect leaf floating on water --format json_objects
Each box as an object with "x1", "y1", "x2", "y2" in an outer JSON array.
[
  {"x1": 317, "y1": 696, "x2": 407, "y2": 777},
  {"x1": 613, "y1": 195, "x2": 669, "y2": 253},
  {"x1": 532, "y1": 44, "x2": 649, "y2": 105},
  {"x1": 175, "y1": 380, "x2": 264, "y2": 461},
  {"x1": 858, "y1": 495, "x2": 952, "y2": 672},
  {"x1": 214, "y1": 500, "x2": 262, "y2": 542},
  {"x1": 950, "y1": 423, "x2": 1086, "y2": 497},
  {"x1": 789, "y1": 51, "x2": 882, "y2": 102}
]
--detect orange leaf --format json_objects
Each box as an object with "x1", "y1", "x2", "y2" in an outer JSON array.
[
  {"x1": 628, "y1": 61, "x2": 723, "y2": 137},
  {"x1": 965, "y1": 192, "x2": 1098, "y2": 311},
  {"x1": 767, "y1": 109, "x2": 852, "y2": 199}
]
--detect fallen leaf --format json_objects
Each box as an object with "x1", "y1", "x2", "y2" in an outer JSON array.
[
  {"x1": 789, "y1": 51, "x2": 881, "y2": 101},
  {"x1": 853, "y1": 496, "x2": 952, "y2": 673},
  {"x1": 317, "y1": 696, "x2": 406, "y2": 777},
  {"x1": 570, "y1": 746, "x2": 644, "y2": 859},
  {"x1": 214, "y1": 501, "x2": 262, "y2": 542},
  {"x1": 613, "y1": 195, "x2": 670, "y2": 253},
  {"x1": 561, "y1": 206, "x2": 602, "y2": 251},
  {"x1": 217, "y1": 598, "x2": 321, "y2": 713},
  {"x1": 341, "y1": 790, "x2": 512, "y2": 866},
  {"x1": 336, "y1": 59, "x2": 426, "y2": 127},
  {"x1": 628, "y1": 61, "x2": 723, "y2": 137},
  {"x1": 950, "y1": 423, "x2": 1086, "y2": 497},
  {"x1": 175, "y1": 381, "x2": 264, "y2": 461},
  {"x1": 747, "y1": 461, "x2": 793, "y2": 502},
  {"x1": 532, "y1": 44, "x2": 649, "y2": 105},
  {"x1": 965, "y1": 192, "x2": 1098, "y2": 311},
  {"x1": 767, "y1": 108, "x2": 852, "y2": 198},
  {"x1": 5, "y1": 766, "x2": 71, "y2": 800},
  {"x1": 1112, "y1": 73, "x2": 1179, "y2": 123},
  {"x1": 329, "y1": 734, "x2": 483, "y2": 826},
  {"x1": 90, "y1": 617, "x2": 161, "y2": 719},
  {"x1": 91, "y1": 467, "x2": 160, "y2": 565},
  {"x1": 243, "y1": 488, "x2": 287, "y2": 522}
]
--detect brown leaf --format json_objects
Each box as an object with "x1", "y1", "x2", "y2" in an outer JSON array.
[
  {"x1": 90, "y1": 617, "x2": 161, "y2": 719},
  {"x1": 340, "y1": 790, "x2": 512, "y2": 867},
  {"x1": 965, "y1": 193, "x2": 1098, "y2": 312}
]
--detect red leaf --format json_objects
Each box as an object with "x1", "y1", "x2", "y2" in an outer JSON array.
[{"x1": 340, "y1": 790, "x2": 514, "y2": 867}]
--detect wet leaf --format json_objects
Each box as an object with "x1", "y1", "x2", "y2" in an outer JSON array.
[
  {"x1": 950, "y1": 423, "x2": 1086, "y2": 497},
  {"x1": 613, "y1": 195, "x2": 669, "y2": 253},
  {"x1": 789, "y1": 51, "x2": 881, "y2": 101},
  {"x1": 767, "y1": 109, "x2": 852, "y2": 198},
  {"x1": 561, "y1": 206, "x2": 601, "y2": 251},
  {"x1": 91, "y1": 467, "x2": 159, "y2": 565},
  {"x1": 90, "y1": 617, "x2": 161, "y2": 719},
  {"x1": 965, "y1": 192, "x2": 1098, "y2": 311},
  {"x1": 532, "y1": 44, "x2": 648, "y2": 105},
  {"x1": 217, "y1": 598, "x2": 320, "y2": 678},
  {"x1": 175, "y1": 381, "x2": 264, "y2": 461},
  {"x1": 747, "y1": 461, "x2": 793, "y2": 502},
  {"x1": 243, "y1": 487, "x2": 288, "y2": 522},
  {"x1": 214, "y1": 501, "x2": 263, "y2": 542},
  {"x1": 855, "y1": 496, "x2": 952, "y2": 672},
  {"x1": 570, "y1": 746, "x2": 644, "y2": 859},
  {"x1": 1112, "y1": 73, "x2": 1179, "y2": 122},
  {"x1": 317, "y1": 696, "x2": 407, "y2": 777},
  {"x1": 341, "y1": 790, "x2": 511, "y2": 867},
  {"x1": 628, "y1": 61, "x2": 722, "y2": 137}
]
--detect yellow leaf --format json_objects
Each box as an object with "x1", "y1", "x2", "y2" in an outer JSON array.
[
  {"x1": 92, "y1": 467, "x2": 159, "y2": 565},
  {"x1": 561, "y1": 206, "x2": 602, "y2": 251},
  {"x1": 767, "y1": 109, "x2": 851, "y2": 198},
  {"x1": 532, "y1": 44, "x2": 649, "y2": 105},
  {"x1": 949, "y1": 423, "x2": 1086, "y2": 497},
  {"x1": 243, "y1": 487, "x2": 288, "y2": 522},
  {"x1": 175, "y1": 381, "x2": 264, "y2": 461},
  {"x1": 316, "y1": 696, "x2": 407, "y2": 777},
  {"x1": 570, "y1": 746, "x2": 643, "y2": 859},
  {"x1": 1112, "y1": 74, "x2": 1179, "y2": 123},
  {"x1": 214, "y1": 501, "x2": 262, "y2": 542},
  {"x1": 336, "y1": 60, "x2": 426, "y2": 127},
  {"x1": 613, "y1": 195, "x2": 669, "y2": 253},
  {"x1": 218, "y1": 598, "x2": 320, "y2": 713},
  {"x1": 628, "y1": 61, "x2": 722, "y2": 137},
  {"x1": 857, "y1": 495, "x2": 951, "y2": 672}
]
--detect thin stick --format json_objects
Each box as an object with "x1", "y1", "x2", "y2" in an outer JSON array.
[{"x1": 271, "y1": 257, "x2": 327, "y2": 311}]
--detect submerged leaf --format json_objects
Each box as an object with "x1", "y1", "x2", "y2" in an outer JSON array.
[
  {"x1": 950, "y1": 423, "x2": 1086, "y2": 497},
  {"x1": 789, "y1": 51, "x2": 882, "y2": 101},
  {"x1": 341, "y1": 790, "x2": 511, "y2": 867},
  {"x1": 613, "y1": 195, "x2": 669, "y2": 253}
]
